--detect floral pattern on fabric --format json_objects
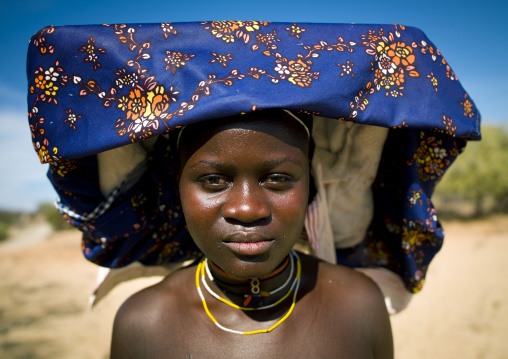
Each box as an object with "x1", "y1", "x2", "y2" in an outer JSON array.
[
  {"x1": 28, "y1": 22, "x2": 480, "y2": 160},
  {"x1": 203, "y1": 21, "x2": 270, "y2": 44},
  {"x1": 78, "y1": 36, "x2": 107, "y2": 71},
  {"x1": 27, "y1": 22, "x2": 481, "y2": 293}
]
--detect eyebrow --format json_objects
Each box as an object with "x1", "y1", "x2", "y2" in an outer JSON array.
[{"x1": 189, "y1": 157, "x2": 303, "y2": 170}]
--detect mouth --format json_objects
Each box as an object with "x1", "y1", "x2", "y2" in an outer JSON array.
[{"x1": 223, "y1": 232, "x2": 274, "y2": 256}]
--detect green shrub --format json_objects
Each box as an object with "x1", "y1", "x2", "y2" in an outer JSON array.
[
  {"x1": 0, "y1": 222, "x2": 9, "y2": 241},
  {"x1": 37, "y1": 203, "x2": 73, "y2": 231},
  {"x1": 0, "y1": 211, "x2": 20, "y2": 242},
  {"x1": 434, "y1": 125, "x2": 508, "y2": 216}
]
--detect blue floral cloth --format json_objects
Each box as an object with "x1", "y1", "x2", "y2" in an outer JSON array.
[{"x1": 27, "y1": 21, "x2": 481, "y2": 293}]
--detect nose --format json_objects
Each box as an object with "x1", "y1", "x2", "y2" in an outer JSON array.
[{"x1": 221, "y1": 181, "x2": 271, "y2": 224}]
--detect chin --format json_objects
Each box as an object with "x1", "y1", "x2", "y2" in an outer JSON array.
[{"x1": 225, "y1": 253, "x2": 284, "y2": 279}]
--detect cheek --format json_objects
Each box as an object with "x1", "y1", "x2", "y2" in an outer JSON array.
[
  {"x1": 180, "y1": 187, "x2": 222, "y2": 239},
  {"x1": 273, "y1": 183, "x2": 309, "y2": 227}
]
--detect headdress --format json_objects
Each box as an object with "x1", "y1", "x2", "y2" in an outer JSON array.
[{"x1": 27, "y1": 22, "x2": 481, "y2": 308}]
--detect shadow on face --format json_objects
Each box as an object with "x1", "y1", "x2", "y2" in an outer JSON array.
[{"x1": 177, "y1": 109, "x2": 311, "y2": 171}]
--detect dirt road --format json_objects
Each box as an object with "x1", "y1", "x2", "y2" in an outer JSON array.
[{"x1": 1, "y1": 216, "x2": 507, "y2": 358}]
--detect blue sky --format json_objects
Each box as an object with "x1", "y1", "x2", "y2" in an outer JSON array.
[{"x1": 0, "y1": 0, "x2": 506, "y2": 211}]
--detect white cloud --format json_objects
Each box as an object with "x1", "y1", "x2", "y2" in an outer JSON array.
[{"x1": 0, "y1": 108, "x2": 56, "y2": 211}]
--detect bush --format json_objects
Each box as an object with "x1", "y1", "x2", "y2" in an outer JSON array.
[
  {"x1": 434, "y1": 125, "x2": 508, "y2": 217},
  {"x1": 37, "y1": 203, "x2": 73, "y2": 231},
  {"x1": 0, "y1": 211, "x2": 20, "y2": 242},
  {"x1": 0, "y1": 222, "x2": 9, "y2": 241}
]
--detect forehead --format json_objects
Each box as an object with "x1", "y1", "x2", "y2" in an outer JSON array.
[{"x1": 178, "y1": 111, "x2": 310, "y2": 159}]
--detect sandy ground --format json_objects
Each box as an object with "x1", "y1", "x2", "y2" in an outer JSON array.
[{"x1": 1, "y1": 215, "x2": 507, "y2": 358}]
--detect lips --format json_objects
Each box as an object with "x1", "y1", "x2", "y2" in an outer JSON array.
[{"x1": 223, "y1": 232, "x2": 274, "y2": 256}]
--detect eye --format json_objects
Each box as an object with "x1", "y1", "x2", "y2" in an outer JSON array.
[
  {"x1": 263, "y1": 174, "x2": 294, "y2": 190},
  {"x1": 199, "y1": 175, "x2": 229, "y2": 191}
]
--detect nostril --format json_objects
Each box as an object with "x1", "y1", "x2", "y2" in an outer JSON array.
[
  {"x1": 225, "y1": 217, "x2": 272, "y2": 227},
  {"x1": 222, "y1": 194, "x2": 271, "y2": 224}
]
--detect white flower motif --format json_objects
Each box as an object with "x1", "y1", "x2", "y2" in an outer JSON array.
[
  {"x1": 67, "y1": 113, "x2": 77, "y2": 124},
  {"x1": 402, "y1": 241, "x2": 410, "y2": 251},
  {"x1": 274, "y1": 64, "x2": 290, "y2": 75},
  {"x1": 161, "y1": 23, "x2": 175, "y2": 34},
  {"x1": 44, "y1": 67, "x2": 59, "y2": 82},
  {"x1": 128, "y1": 73, "x2": 139, "y2": 86},
  {"x1": 132, "y1": 118, "x2": 149, "y2": 133},
  {"x1": 433, "y1": 147, "x2": 447, "y2": 159},
  {"x1": 378, "y1": 54, "x2": 396, "y2": 75}
]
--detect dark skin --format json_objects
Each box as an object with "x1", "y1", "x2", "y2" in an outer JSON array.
[{"x1": 111, "y1": 112, "x2": 393, "y2": 358}]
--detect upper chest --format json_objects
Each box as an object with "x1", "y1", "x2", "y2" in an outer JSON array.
[{"x1": 146, "y1": 301, "x2": 373, "y2": 359}]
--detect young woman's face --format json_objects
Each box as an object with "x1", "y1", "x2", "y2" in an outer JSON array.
[{"x1": 178, "y1": 116, "x2": 309, "y2": 279}]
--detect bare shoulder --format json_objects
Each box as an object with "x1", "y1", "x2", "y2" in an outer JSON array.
[
  {"x1": 110, "y1": 265, "x2": 197, "y2": 358},
  {"x1": 299, "y1": 254, "x2": 394, "y2": 359},
  {"x1": 319, "y1": 260, "x2": 386, "y2": 308}
]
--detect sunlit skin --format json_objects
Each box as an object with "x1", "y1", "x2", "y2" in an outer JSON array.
[
  {"x1": 178, "y1": 114, "x2": 309, "y2": 279},
  {"x1": 110, "y1": 111, "x2": 393, "y2": 359}
]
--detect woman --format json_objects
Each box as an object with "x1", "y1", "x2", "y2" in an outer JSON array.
[
  {"x1": 110, "y1": 110, "x2": 393, "y2": 358},
  {"x1": 27, "y1": 20, "x2": 480, "y2": 356}
]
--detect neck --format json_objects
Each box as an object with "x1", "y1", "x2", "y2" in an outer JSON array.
[
  {"x1": 205, "y1": 253, "x2": 295, "y2": 309},
  {"x1": 208, "y1": 255, "x2": 289, "y2": 283}
]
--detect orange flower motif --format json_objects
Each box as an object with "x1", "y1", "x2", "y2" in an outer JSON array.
[
  {"x1": 288, "y1": 74, "x2": 312, "y2": 88},
  {"x1": 287, "y1": 58, "x2": 311, "y2": 74},
  {"x1": 442, "y1": 115, "x2": 457, "y2": 134},
  {"x1": 414, "y1": 143, "x2": 432, "y2": 165},
  {"x1": 38, "y1": 146, "x2": 49, "y2": 163},
  {"x1": 126, "y1": 88, "x2": 147, "y2": 121},
  {"x1": 423, "y1": 158, "x2": 444, "y2": 175},
  {"x1": 387, "y1": 42, "x2": 416, "y2": 67},
  {"x1": 35, "y1": 75, "x2": 47, "y2": 90},
  {"x1": 361, "y1": 30, "x2": 380, "y2": 46},
  {"x1": 391, "y1": 72, "x2": 405, "y2": 87},
  {"x1": 463, "y1": 99, "x2": 473, "y2": 116},
  {"x1": 374, "y1": 68, "x2": 384, "y2": 79},
  {"x1": 144, "y1": 85, "x2": 171, "y2": 120},
  {"x1": 210, "y1": 21, "x2": 239, "y2": 37}
]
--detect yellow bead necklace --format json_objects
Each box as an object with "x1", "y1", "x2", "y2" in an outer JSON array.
[{"x1": 195, "y1": 251, "x2": 301, "y2": 335}]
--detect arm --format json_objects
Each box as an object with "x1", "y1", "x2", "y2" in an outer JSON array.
[
  {"x1": 358, "y1": 273, "x2": 394, "y2": 359},
  {"x1": 371, "y1": 295, "x2": 394, "y2": 359},
  {"x1": 110, "y1": 298, "x2": 145, "y2": 359},
  {"x1": 110, "y1": 288, "x2": 166, "y2": 359},
  {"x1": 110, "y1": 281, "x2": 183, "y2": 359}
]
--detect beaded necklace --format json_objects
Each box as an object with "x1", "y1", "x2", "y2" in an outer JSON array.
[
  {"x1": 195, "y1": 251, "x2": 301, "y2": 335},
  {"x1": 206, "y1": 255, "x2": 290, "y2": 307},
  {"x1": 202, "y1": 253, "x2": 295, "y2": 310}
]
